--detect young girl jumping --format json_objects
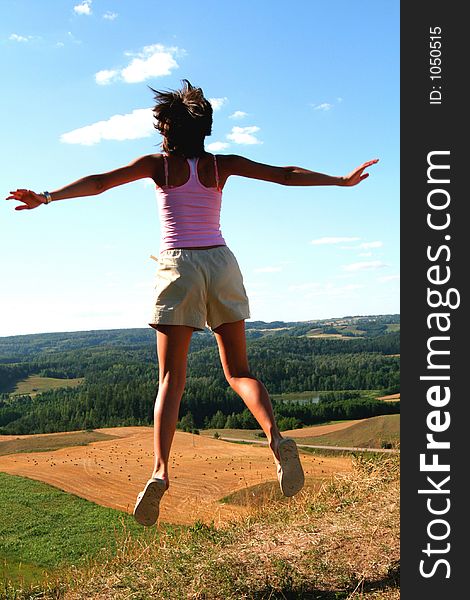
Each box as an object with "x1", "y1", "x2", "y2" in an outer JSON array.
[{"x1": 7, "y1": 80, "x2": 378, "y2": 526}]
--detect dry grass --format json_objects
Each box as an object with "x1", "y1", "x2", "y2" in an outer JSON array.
[
  {"x1": 282, "y1": 421, "x2": 364, "y2": 439},
  {"x1": 10, "y1": 453, "x2": 399, "y2": 599},
  {"x1": 288, "y1": 416, "x2": 400, "y2": 450},
  {"x1": 376, "y1": 394, "x2": 400, "y2": 402},
  {"x1": 0, "y1": 430, "x2": 118, "y2": 456}
]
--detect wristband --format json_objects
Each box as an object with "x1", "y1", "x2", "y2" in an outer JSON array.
[{"x1": 42, "y1": 191, "x2": 52, "y2": 204}]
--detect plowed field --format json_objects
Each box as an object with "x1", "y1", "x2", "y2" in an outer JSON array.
[{"x1": 0, "y1": 427, "x2": 351, "y2": 525}]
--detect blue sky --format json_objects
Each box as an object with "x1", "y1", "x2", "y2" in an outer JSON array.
[{"x1": 0, "y1": 0, "x2": 399, "y2": 336}]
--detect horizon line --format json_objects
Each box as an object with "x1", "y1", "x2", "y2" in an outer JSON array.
[{"x1": 0, "y1": 313, "x2": 401, "y2": 340}]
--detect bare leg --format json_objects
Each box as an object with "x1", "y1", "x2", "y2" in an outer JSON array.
[
  {"x1": 213, "y1": 320, "x2": 283, "y2": 459},
  {"x1": 152, "y1": 324, "x2": 194, "y2": 487}
]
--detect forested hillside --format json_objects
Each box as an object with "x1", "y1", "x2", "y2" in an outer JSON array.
[{"x1": 0, "y1": 315, "x2": 400, "y2": 435}]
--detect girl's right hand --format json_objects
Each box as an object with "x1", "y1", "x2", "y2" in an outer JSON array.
[{"x1": 6, "y1": 189, "x2": 45, "y2": 211}]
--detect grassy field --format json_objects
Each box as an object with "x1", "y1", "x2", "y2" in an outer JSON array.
[
  {"x1": 3, "y1": 454, "x2": 399, "y2": 599},
  {"x1": 203, "y1": 415, "x2": 400, "y2": 450},
  {"x1": 0, "y1": 430, "x2": 119, "y2": 457},
  {"x1": 306, "y1": 325, "x2": 366, "y2": 338},
  {"x1": 271, "y1": 390, "x2": 322, "y2": 402},
  {"x1": 290, "y1": 415, "x2": 400, "y2": 449},
  {"x1": 12, "y1": 375, "x2": 84, "y2": 397},
  {"x1": 306, "y1": 323, "x2": 400, "y2": 339},
  {"x1": 0, "y1": 473, "x2": 166, "y2": 589},
  {"x1": 271, "y1": 389, "x2": 383, "y2": 402},
  {"x1": 202, "y1": 421, "x2": 363, "y2": 442},
  {"x1": 306, "y1": 332, "x2": 359, "y2": 339}
]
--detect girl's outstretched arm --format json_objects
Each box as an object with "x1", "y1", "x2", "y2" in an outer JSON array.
[
  {"x1": 222, "y1": 155, "x2": 379, "y2": 187},
  {"x1": 6, "y1": 154, "x2": 157, "y2": 211}
]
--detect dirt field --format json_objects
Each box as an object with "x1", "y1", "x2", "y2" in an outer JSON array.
[
  {"x1": 306, "y1": 333, "x2": 358, "y2": 339},
  {"x1": 376, "y1": 393, "x2": 401, "y2": 402},
  {"x1": 0, "y1": 427, "x2": 351, "y2": 525},
  {"x1": 282, "y1": 420, "x2": 364, "y2": 438}
]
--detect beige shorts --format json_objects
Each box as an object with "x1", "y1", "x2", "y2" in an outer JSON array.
[{"x1": 149, "y1": 245, "x2": 250, "y2": 331}]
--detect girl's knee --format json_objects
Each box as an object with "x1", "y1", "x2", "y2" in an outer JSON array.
[
  {"x1": 158, "y1": 371, "x2": 186, "y2": 393},
  {"x1": 226, "y1": 371, "x2": 256, "y2": 388}
]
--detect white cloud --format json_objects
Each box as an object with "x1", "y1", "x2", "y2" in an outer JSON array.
[
  {"x1": 229, "y1": 111, "x2": 248, "y2": 119},
  {"x1": 254, "y1": 266, "x2": 282, "y2": 273},
  {"x1": 358, "y1": 252, "x2": 372, "y2": 257},
  {"x1": 95, "y1": 69, "x2": 119, "y2": 85},
  {"x1": 359, "y1": 241, "x2": 383, "y2": 249},
  {"x1": 378, "y1": 275, "x2": 400, "y2": 283},
  {"x1": 206, "y1": 141, "x2": 230, "y2": 152},
  {"x1": 313, "y1": 102, "x2": 333, "y2": 111},
  {"x1": 74, "y1": 1, "x2": 92, "y2": 15},
  {"x1": 122, "y1": 44, "x2": 180, "y2": 83},
  {"x1": 103, "y1": 11, "x2": 118, "y2": 20},
  {"x1": 60, "y1": 108, "x2": 154, "y2": 145},
  {"x1": 311, "y1": 97, "x2": 344, "y2": 112},
  {"x1": 9, "y1": 33, "x2": 32, "y2": 42},
  {"x1": 342, "y1": 261, "x2": 388, "y2": 272},
  {"x1": 96, "y1": 44, "x2": 181, "y2": 85},
  {"x1": 209, "y1": 97, "x2": 228, "y2": 111},
  {"x1": 227, "y1": 126, "x2": 261, "y2": 145},
  {"x1": 310, "y1": 236, "x2": 360, "y2": 245}
]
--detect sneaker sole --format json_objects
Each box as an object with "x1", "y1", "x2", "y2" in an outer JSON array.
[
  {"x1": 278, "y1": 438, "x2": 305, "y2": 497},
  {"x1": 133, "y1": 478, "x2": 167, "y2": 526}
]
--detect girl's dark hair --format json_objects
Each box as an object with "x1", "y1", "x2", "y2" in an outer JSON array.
[{"x1": 149, "y1": 79, "x2": 213, "y2": 157}]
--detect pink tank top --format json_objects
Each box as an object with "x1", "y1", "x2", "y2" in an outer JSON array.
[{"x1": 155, "y1": 155, "x2": 226, "y2": 252}]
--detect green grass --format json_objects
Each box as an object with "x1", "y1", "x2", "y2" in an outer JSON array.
[
  {"x1": 0, "y1": 473, "x2": 173, "y2": 588},
  {"x1": 7, "y1": 455, "x2": 399, "y2": 599},
  {"x1": 272, "y1": 390, "x2": 382, "y2": 402},
  {"x1": 1, "y1": 556, "x2": 48, "y2": 590},
  {"x1": 340, "y1": 326, "x2": 368, "y2": 335},
  {"x1": 11, "y1": 375, "x2": 84, "y2": 397},
  {"x1": 271, "y1": 390, "x2": 322, "y2": 401},
  {"x1": 0, "y1": 430, "x2": 119, "y2": 457}
]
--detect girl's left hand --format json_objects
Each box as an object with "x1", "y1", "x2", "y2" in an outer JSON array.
[
  {"x1": 341, "y1": 159, "x2": 379, "y2": 186},
  {"x1": 6, "y1": 189, "x2": 45, "y2": 210}
]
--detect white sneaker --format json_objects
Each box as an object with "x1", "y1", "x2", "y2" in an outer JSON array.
[
  {"x1": 133, "y1": 478, "x2": 167, "y2": 526},
  {"x1": 276, "y1": 438, "x2": 305, "y2": 497}
]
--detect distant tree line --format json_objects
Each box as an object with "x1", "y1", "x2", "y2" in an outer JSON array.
[{"x1": 0, "y1": 329, "x2": 399, "y2": 435}]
